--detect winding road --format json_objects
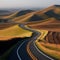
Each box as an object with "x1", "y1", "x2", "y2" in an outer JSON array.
[{"x1": 7, "y1": 24, "x2": 54, "y2": 60}]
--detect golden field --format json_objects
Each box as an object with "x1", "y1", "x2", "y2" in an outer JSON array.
[{"x1": 0, "y1": 24, "x2": 32, "y2": 40}]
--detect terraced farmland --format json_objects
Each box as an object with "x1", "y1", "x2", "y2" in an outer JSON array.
[{"x1": 45, "y1": 31, "x2": 60, "y2": 44}]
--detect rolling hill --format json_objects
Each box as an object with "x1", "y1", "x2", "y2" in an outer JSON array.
[
  {"x1": 0, "y1": 5, "x2": 60, "y2": 23},
  {"x1": 12, "y1": 12, "x2": 35, "y2": 23},
  {"x1": 28, "y1": 17, "x2": 60, "y2": 32},
  {"x1": 0, "y1": 10, "x2": 34, "y2": 23},
  {"x1": 11, "y1": 5, "x2": 60, "y2": 23},
  {"x1": 35, "y1": 5, "x2": 60, "y2": 20},
  {"x1": 0, "y1": 24, "x2": 32, "y2": 40},
  {"x1": 0, "y1": 10, "x2": 10, "y2": 16},
  {"x1": 15, "y1": 10, "x2": 34, "y2": 17}
]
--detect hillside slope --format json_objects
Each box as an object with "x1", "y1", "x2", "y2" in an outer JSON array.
[
  {"x1": 0, "y1": 25, "x2": 32, "y2": 40},
  {"x1": 28, "y1": 18, "x2": 60, "y2": 32},
  {"x1": 0, "y1": 5, "x2": 60, "y2": 23}
]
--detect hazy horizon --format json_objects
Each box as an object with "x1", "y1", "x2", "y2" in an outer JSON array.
[{"x1": 0, "y1": 0, "x2": 60, "y2": 9}]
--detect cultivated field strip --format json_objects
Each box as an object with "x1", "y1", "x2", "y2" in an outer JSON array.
[{"x1": 45, "y1": 31, "x2": 60, "y2": 44}]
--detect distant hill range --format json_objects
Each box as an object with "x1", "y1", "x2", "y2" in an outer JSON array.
[
  {"x1": 12, "y1": 5, "x2": 60, "y2": 22},
  {"x1": 15, "y1": 10, "x2": 34, "y2": 17},
  {"x1": 0, "y1": 5, "x2": 60, "y2": 23},
  {"x1": 0, "y1": 10, "x2": 9, "y2": 13},
  {"x1": 0, "y1": 10, "x2": 11, "y2": 16},
  {"x1": 35, "y1": 5, "x2": 60, "y2": 20}
]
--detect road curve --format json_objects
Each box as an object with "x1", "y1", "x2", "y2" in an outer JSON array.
[
  {"x1": 29, "y1": 39, "x2": 54, "y2": 60},
  {"x1": 7, "y1": 24, "x2": 54, "y2": 60},
  {"x1": 19, "y1": 24, "x2": 54, "y2": 60}
]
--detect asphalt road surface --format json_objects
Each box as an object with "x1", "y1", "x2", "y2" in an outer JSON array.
[{"x1": 7, "y1": 24, "x2": 54, "y2": 60}]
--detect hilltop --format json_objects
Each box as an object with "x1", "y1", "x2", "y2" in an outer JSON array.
[
  {"x1": 0, "y1": 5, "x2": 60, "y2": 23},
  {"x1": 11, "y1": 5, "x2": 60, "y2": 23}
]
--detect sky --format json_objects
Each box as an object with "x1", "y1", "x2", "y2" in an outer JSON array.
[{"x1": 0, "y1": 0, "x2": 60, "y2": 9}]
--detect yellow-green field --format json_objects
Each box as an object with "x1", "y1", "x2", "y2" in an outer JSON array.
[{"x1": 0, "y1": 25, "x2": 32, "y2": 40}]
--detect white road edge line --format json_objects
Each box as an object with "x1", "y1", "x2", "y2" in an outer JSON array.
[
  {"x1": 33, "y1": 42, "x2": 54, "y2": 60},
  {"x1": 17, "y1": 41, "x2": 26, "y2": 60}
]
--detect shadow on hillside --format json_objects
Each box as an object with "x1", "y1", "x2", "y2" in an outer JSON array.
[{"x1": 0, "y1": 37, "x2": 30, "y2": 56}]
